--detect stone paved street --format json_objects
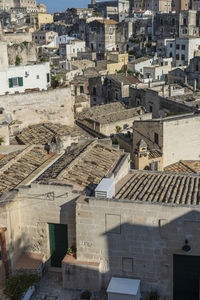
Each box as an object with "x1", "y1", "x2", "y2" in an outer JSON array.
[{"x1": 31, "y1": 271, "x2": 107, "y2": 300}]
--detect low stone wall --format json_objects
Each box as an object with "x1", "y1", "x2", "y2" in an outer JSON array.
[
  {"x1": 62, "y1": 255, "x2": 101, "y2": 291},
  {"x1": 0, "y1": 87, "x2": 74, "y2": 128}
]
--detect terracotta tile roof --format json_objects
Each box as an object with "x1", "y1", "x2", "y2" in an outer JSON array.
[
  {"x1": 0, "y1": 145, "x2": 61, "y2": 196},
  {"x1": 16, "y1": 123, "x2": 90, "y2": 145},
  {"x1": 164, "y1": 160, "x2": 200, "y2": 174},
  {"x1": 38, "y1": 140, "x2": 124, "y2": 191},
  {"x1": 108, "y1": 73, "x2": 141, "y2": 85},
  {"x1": 148, "y1": 150, "x2": 162, "y2": 159},
  {"x1": 116, "y1": 170, "x2": 200, "y2": 206}
]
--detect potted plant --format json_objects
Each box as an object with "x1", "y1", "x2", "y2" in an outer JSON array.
[
  {"x1": 67, "y1": 246, "x2": 76, "y2": 258},
  {"x1": 149, "y1": 291, "x2": 158, "y2": 300},
  {"x1": 79, "y1": 290, "x2": 94, "y2": 300}
]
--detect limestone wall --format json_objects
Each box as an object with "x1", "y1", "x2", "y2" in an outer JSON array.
[
  {"x1": 76, "y1": 196, "x2": 200, "y2": 298},
  {"x1": 129, "y1": 88, "x2": 196, "y2": 118},
  {"x1": 1, "y1": 32, "x2": 32, "y2": 44},
  {"x1": 99, "y1": 113, "x2": 152, "y2": 136},
  {"x1": 16, "y1": 183, "x2": 79, "y2": 263},
  {"x1": 8, "y1": 42, "x2": 37, "y2": 65},
  {"x1": 163, "y1": 115, "x2": 200, "y2": 166},
  {"x1": 0, "y1": 87, "x2": 74, "y2": 128}
]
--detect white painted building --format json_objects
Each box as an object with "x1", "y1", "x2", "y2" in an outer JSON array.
[
  {"x1": 59, "y1": 40, "x2": 86, "y2": 60},
  {"x1": 0, "y1": 42, "x2": 51, "y2": 95},
  {"x1": 45, "y1": 35, "x2": 76, "y2": 48},
  {"x1": 128, "y1": 57, "x2": 153, "y2": 74},
  {"x1": 166, "y1": 37, "x2": 200, "y2": 67}
]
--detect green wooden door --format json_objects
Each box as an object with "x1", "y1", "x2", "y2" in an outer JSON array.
[{"x1": 49, "y1": 223, "x2": 68, "y2": 267}]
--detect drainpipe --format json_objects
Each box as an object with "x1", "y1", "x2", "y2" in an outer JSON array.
[{"x1": 0, "y1": 227, "x2": 9, "y2": 279}]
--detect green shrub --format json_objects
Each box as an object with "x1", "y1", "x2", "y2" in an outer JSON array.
[
  {"x1": 4, "y1": 273, "x2": 39, "y2": 300},
  {"x1": 22, "y1": 41, "x2": 28, "y2": 46}
]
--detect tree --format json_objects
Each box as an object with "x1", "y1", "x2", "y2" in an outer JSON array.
[{"x1": 15, "y1": 56, "x2": 21, "y2": 66}]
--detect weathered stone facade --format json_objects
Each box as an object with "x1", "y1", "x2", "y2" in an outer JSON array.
[
  {"x1": 73, "y1": 191, "x2": 200, "y2": 298},
  {"x1": 0, "y1": 87, "x2": 74, "y2": 128}
]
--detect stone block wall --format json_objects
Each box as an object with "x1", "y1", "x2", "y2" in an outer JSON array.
[
  {"x1": 76, "y1": 196, "x2": 200, "y2": 298},
  {"x1": 17, "y1": 183, "x2": 79, "y2": 261},
  {"x1": 0, "y1": 87, "x2": 74, "y2": 128}
]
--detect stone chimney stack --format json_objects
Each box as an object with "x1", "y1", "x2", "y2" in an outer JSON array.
[
  {"x1": 194, "y1": 79, "x2": 197, "y2": 92},
  {"x1": 184, "y1": 75, "x2": 187, "y2": 85}
]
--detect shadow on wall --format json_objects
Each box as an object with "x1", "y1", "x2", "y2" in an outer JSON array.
[{"x1": 62, "y1": 209, "x2": 200, "y2": 300}]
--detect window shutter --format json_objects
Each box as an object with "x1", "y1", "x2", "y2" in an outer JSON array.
[
  {"x1": 47, "y1": 73, "x2": 50, "y2": 83},
  {"x1": 18, "y1": 77, "x2": 23, "y2": 86},
  {"x1": 9, "y1": 78, "x2": 13, "y2": 88}
]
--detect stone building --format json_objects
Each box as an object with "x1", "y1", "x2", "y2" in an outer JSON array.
[
  {"x1": 64, "y1": 170, "x2": 200, "y2": 299},
  {"x1": 129, "y1": 87, "x2": 196, "y2": 118},
  {"x1": 0, "y1": 41, "x2": 51, "y2": 95},
  {"x1": 13, "y1": 0, "x2": 37, "y2": 12},
  {"x1": 168, "y1": 56, "x2": 200, "y2": 90},
  {"x1": 154, "y1": 13, "x2": 179, "y2": 38},
  {"x1": 132, "y1": 113, "x2": 200, "y2": 168},
  {"x1": 0, "y1": 139, "x2": 129, "y2": 283},
  {"x1": 32, "y1": 30, "x2": 58, "y2": 45},
  {"x1": 77, "y1": 102, "x2": 152, "y2": 136},
  {"x1": 134, "y1": 139, "x2": 163, "y2": 171},
  {"x1": 104, "y1": 73, "x2": 140, "y2": 104},
  {"x1": 59, "y1": 39, "x2": 86, "y2": 60},
  {"x1": 132, "y1": 0, "x2": 172, "y2": 12},
  {"x1": 172, "y1": 0, "x2": 190, "y2": 12},
  {"x1": 88, "y1": 19, "x2": 118, "y2": 52}
]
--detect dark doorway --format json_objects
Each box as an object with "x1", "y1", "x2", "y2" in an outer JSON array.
[
  {"x1": 173, "y1": 254, "x2": 200, "y2": 300},
  {"x1": 49, "y1": 223, "x2": 68, "y2": 267}
]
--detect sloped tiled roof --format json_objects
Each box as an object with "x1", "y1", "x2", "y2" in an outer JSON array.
[
  {"x1": 116, "y1": 170, "x2": 200, "y2": 206},
  {"x1": 164, "y1": 160, "x2": 200, "y2": 174}
]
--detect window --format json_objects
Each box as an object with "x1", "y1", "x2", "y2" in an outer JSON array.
[
  {"x1": 150, "y1": 161, "x2": 158, "y2": 171},
  {"x1": 176, "y1": 54, "x2": 179, "y2": 60},
  {"x1": 36, "y1": 75, "x2": 40, "y2": 79},
  {"x1": 80, "y1": 85, "x2": 84, "y2": 93},
  {"x1": 169, "y1": 52, "x2": 172, "y2": 58},
  {"x1": 47, "y1": 73, "x2": 50, "y2": 83},
  {"x1": 92, "y1": 87, "x2": 96, "y2": 95},
  {"x1": 196, "y1": 65, "x2": 199, "y2": 71},
  {"x1": 154, "y1": 132, "x2": 159, "y2": 145},
  {"x1": 149, "y1": 105, "x2": 153, "y2": 112},
  {"x1": 181, "y1": 54, "x2": 185, "y2": 61},
  {"x1": 176, "y1": 44, "x2": 180, "y2": 50},
  {"x1": 183, "y1": 18, "x2": 187, "y2": 25},
  {"x1": 170, "y1": 43, "x2": 173, "y2": 48},
  {"x1": 182, "y1": 44, "x2": 185, "y2": 50},
  {"x1": 122, "y1": 257, "x2": 134, "y2": 273},
  {"x1": 8, "y1": 77, "x2": 23, "y2": 88}
]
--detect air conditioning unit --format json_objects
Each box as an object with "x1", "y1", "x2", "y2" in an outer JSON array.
[
  {"x1": 95, "y1": 178, "x2": 115, "y2": 199},
  {"x1": 107, "y1": 277, "x2": 141, "y2": 300}
]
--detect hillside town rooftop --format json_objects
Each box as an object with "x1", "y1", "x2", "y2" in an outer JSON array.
[
  {"x1": 15, "y1": 123, "x2": 90, "y2": 145},
  {"x1": 38, "y1": 140, "x2": 125, "y2": 190},
  {"x1": 0, "y1": 145, "x2": 61, "y2": 196},
  {"x1": 165, "y1": 160, "x2": 200, "y2": 174},
  {"x1": 116, "y1": 170, "x2": 200, "y2": 206}
]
